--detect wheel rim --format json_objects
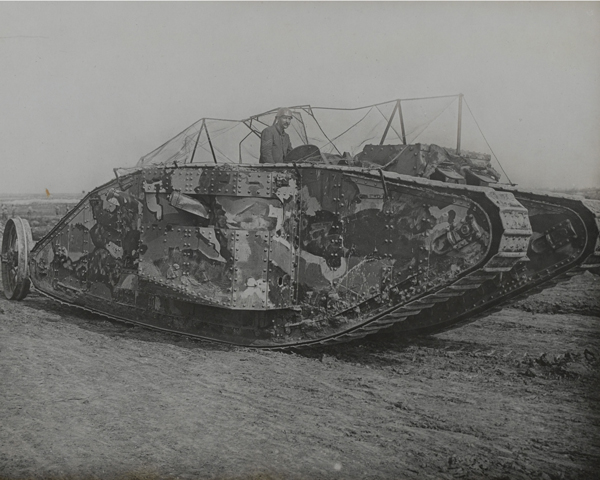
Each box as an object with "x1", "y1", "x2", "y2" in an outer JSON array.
[{"x1": 1, "y1": 217, "x2": 32, "y2": 300}]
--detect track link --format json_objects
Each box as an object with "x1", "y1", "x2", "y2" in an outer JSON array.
[{"x1": 379, "y1": 190, "x2": 600, "y2": 338}]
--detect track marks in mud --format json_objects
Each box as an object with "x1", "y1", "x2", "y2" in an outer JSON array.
[
  {"x1": 514, "y1": 271, "x2": 600, "y2": 317},
  {"x1": 292, "y1": 305, "x2": 600, "y2": 479},
  {"x1": 1, "y1": 275, "x2": 600, "y2": 479}
]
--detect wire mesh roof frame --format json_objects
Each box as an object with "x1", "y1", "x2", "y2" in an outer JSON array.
[{"x1": 136, "y1": 94, "x2": 509, "y2": 175}]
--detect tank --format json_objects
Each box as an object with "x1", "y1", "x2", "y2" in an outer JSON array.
[
  {"x1": 2, "y1": 95, "x2": 598, "y2": 348},
  {"x1": 351, "y1": 141, "x2": 600, "y2": 337}
]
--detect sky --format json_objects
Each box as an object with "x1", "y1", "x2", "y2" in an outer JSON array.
[{"x1": 0, "y1": 2, "x2": 599, "y2": 194}]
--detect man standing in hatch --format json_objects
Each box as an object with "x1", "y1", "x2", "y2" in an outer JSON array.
[{"x1": 259, "y1": 108, "x2": 293, "y2": 163}]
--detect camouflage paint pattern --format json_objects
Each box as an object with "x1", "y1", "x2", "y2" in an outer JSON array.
[
  {"x1": 295, "y1": 169, "x2": 491, "y2": 322},
  {"x1": 29, "y1": 162, "x2": 521, "y2": 346}
]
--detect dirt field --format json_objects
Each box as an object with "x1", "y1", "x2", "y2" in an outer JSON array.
[
  {"x1": 1, "y1": 191, "x2": 600, "y2": 480},
  {"x1": 1, "y1": 263, "x2": 599, "y2": 479}
]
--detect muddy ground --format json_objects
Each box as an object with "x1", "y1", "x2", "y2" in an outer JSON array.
[{"x1": 1, "y1": 270, "x2": 599, "y2": 479}]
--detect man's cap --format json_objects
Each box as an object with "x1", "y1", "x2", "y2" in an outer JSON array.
[{"x1": 276, "y1": 107, "x2": 293, "y2": 118}]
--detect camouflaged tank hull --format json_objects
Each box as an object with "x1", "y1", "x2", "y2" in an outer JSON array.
[
  {"x1": 357, "y1": 143, "x2": 600, "y2": 338},
  {"x1": 381, "y1": 189, "x2": 600, "y2": 338},
  {"x1": 26, "y1": 163, "x2": 532, "y2": 348}
]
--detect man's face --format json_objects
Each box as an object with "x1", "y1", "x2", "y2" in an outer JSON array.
[{"x1": 276, "y1": 114, "x2": 292, "y2": 130}]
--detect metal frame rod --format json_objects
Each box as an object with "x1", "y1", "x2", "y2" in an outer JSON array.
[
  {"x1": 398, "y1": 101, "x2": 407, "y2": 145},
  {"x1": 457, "y1": 93, "x2": 463, "y2": 154},
  {"x1": 307, "y1": 107, "x2": 342, "y2": 155},
  {"x1": 204, "y1": 120, "x2": 218, "y2": 164},
  {"x1": 375, "y1": 106, "x2": 402, "y2": 140},
  {"x1": 379, "y1": 101, "x2": 400, "y2": 145},
  {"x1": 189, "y1": 121, "x2": 206, "y2": 164},
  {"x1": 242, "y1": 120, "x2": 262, "y2": 138}
]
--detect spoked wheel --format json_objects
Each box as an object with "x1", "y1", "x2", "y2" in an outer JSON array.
[{"x1": 1, "y1": 217, "x2": 33, "y2": 300}]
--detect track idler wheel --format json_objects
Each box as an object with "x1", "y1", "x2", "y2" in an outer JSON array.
[{"x1": 1, "y1": 217, "x2": 33, "y2": 300}]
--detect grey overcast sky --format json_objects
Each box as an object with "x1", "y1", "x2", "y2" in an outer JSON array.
[{"x1": 0, "y1": 2, "x2": 598, "y2": 194}]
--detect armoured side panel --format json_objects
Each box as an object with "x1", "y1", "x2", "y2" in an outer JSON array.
[
  {"x1": 267, "y1": 233, "x2": 296, "y2": 308},
  {"x1": 296, "y1": 167, "x2": 494, "y2": 322},
  {"x1": 30, "y1": 183, "x2": 144, "y2": 305},
  {"x1": 232, "y1": 230, "x2": 269, "y2": 309},
  {"x1": 26, "y1": 164, "x2": 532, "y2": 348},
  {"x1": 138, "y1": 224, "x2": 233, "y2": 306},
  {"x1": 138, "y1": 166, "x2": 299, "y2": 310}
]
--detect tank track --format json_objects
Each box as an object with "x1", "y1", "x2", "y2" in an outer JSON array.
[
  {"x1": 297, "y1": 171, "x2": 531, "y2": 348},
  {"x1": 501, "y1": 187, "x2": 600, "y2": 276},
  {"x1": 571, "y1": 198, "x2": 600, "y2": 275},
  {"x1": 410, "y1": 261, "x2": 594, "y2": 339},
  {"x1": 377, "y1": 189, "x2": 600, "y2": 339},
  {"x1": 29, "y1": 168, "x2": 532, "y2": 349}
]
